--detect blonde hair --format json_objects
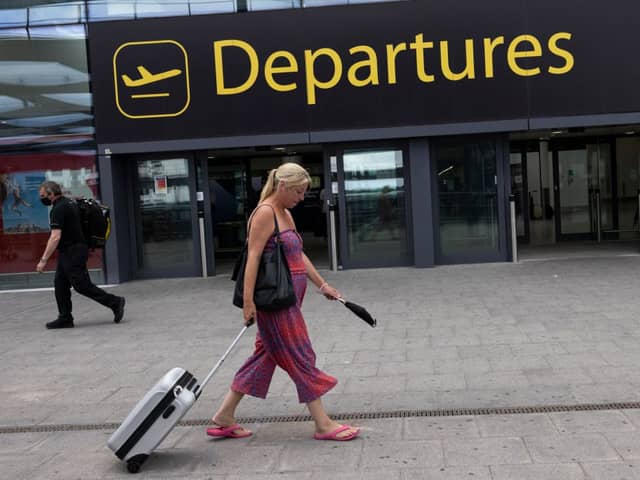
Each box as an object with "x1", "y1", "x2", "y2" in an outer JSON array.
[{"x1": 259, "y1": 163, "x2": 311, "y2": 202}]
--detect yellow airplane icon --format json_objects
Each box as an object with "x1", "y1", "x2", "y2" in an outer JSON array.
[{"x1": 121, "y1": 66, "x2": 182, "y2": 87}]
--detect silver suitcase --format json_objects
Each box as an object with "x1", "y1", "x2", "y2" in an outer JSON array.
[{"x1": 108, "y1": 326, "x2": 248, "y2": 473}]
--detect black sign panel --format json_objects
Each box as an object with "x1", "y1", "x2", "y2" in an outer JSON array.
[{"x1": 88, "y1": 0, "x2": 640, "y2": 146}]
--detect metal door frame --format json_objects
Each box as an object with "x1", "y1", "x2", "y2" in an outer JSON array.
[{"x1": 509, "y1": 142, "x2": 532, "y2": 244}]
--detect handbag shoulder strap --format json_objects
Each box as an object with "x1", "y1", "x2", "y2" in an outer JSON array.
[{"x1": 247, "y1": 203, "x2": 280, "y2": 239}]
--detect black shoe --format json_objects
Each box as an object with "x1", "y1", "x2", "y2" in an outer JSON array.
[
  {"x1": 113, "y1": 297, "x2": 125, "y2": 324},
  {"x1": 46, "y1": 317, "x2": 74, "y2": 329}
]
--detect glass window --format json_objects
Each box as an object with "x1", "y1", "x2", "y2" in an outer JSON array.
[
  {"x1": 342, "y1": 149, "x2": 408, "y2": 264},
  {"x1": 0, "y1": 9, "x2": 28, "y2": 28},
  {"x1": 0, "y1": 152, "x2": 103, "y2": 289},
  {"x1": 189, "y1": 0, "x2": 237, "y2": 14},
  {"x1": 87, "y1": 1, "x2": 135, "y2": 21},
  {"x1": 29, "y1": 3, "x2": 85, "y2": 25},
  {"x1": 134, "y1": 0, "x2": 190, "y2": 18},
  {"x1": 29, "y1": 24, "x2": 86, "y2": 39},
  {"x1": 0, "y1": 28, "x2": 28, "y2": 39},
  {"x1": 88, "y1": 0, "x2": 209, "y2": 20},
  {"x1": 436, "y1": 142, "x2": 500, "y2": 258},
  {"x1": 0, "y1": 35, "x2": 92, "y2": 140},
  {"x1": 0, "y1": 11, "x2": 99, "y2": 290},
  {"x1": 249, "y1": 0, "x2": 298, "y2": 10}
]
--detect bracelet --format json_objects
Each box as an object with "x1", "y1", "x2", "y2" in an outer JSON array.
[
  {"x1": 40, "y1": 257, "x2": 48, "y2": 262},
  {"x1": 319, "y1": 282, "x2": 329, "y2": 291}
]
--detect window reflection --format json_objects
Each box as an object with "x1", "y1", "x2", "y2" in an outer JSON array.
[
  {"x1": 0, "y1": 10, "x2": 27, "y2": 28},
  {"x1": 343, "y1": 149, "x2": 408, "y2": 264},
  {"x1": 189, "y1": 0, "x2": 236, "y2": 14},
  {"x1": 87, "y1": 1, "x2": 135, "y2": 20},
  {"x1": 248, "y1": 0, "x2": 299, "y2": 10},
  {"x1": 0, "y1": 0, "x2": 406, "y2": 26},
  {"x1": 4, "y1": 113, "x2": 92, "y2": 128},
  {"x1": 133, "y1": 0, "x2": 190, "y2": 18},
  {"x1": 0, "y1": 28, "x2": 28, "y2": 39},
  {"x1": 0, "y1": 36, "x2": 92, "y2": 143},
  {"x1": 0, "y1": 15, "x2": 98, "y2": 290},
  {"x1": 87, "y1": 0, "x2": 235, "y2": 20},
  {"x1": 42, "y1": 93, "x2": 92, "y2": 107},
  {"x1": 0, "y1": 61, "x2": 88, "y2": 86},
  {"x1": 29, "y1": 24, "x2": 86, "y2": 39},
  {"x1": 29, "y1": 3, "x2": 86, "y2": 25},
  {"x1": 0, "y1": 96, "x2": 29, "y2": 114}
]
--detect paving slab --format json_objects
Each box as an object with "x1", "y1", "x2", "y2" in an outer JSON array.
[
  {"x1": 549, "y1": 410, "x2": 636, "y2": 434},
  {"x1": 360, "y1": 440, "x2": 443, "y2": 470},
  {"x1": 404, "y1": 416, "x2": 479, "y2": 441},
  {"x1": 401, "y1": 466, "x2": 491, "y2": 480},
  {"x1": 490, "y1": 463, "x2": 586, "y2": 480},
  {"x1": 277, "y1": 439, "x2": 362, "y2": 472},
  {"x1": 442, "y1": 437, "x2": 531, "y2": 466},
  {"x1": 3, "y1": 257, "x2": 640, "y2": 477},
  {"x1": 605, "y1": 432, "x2": 640, "y2": 460},
  {"x1": 581, "y1": 461, "x2": 640, "y2": 480},
  {"x1": 524, "y1": 434, "x2": 620, "y2": 463},
  {"x1": 475, "y1": 413, "x2": 558, "y2": 437}
]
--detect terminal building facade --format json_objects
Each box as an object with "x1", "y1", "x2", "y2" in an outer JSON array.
[{"x1": 1, "y1": 0, "x2": 640, "y2": 290}]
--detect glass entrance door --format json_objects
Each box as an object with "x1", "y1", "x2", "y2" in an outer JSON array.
[
  {"x1": 339, "y1": 148, "x2": 410, "y2": 267},
  {"x1": 555, "y1": 143, "x2": 611, "y2": 239},
  {"x1": 135, "y1": 156, "x2": 199, "y2": 277},
  {"x1": 616, "y1": 137, "x2": 640, "y2": 238},
  {"x1": 434, "y1": 139, "x2": 504, "y2": 263},
  {"x1": 207, "y1": 159, "x2": 248, "y2": 274}
]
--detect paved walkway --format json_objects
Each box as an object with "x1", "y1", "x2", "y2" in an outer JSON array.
[{"x1": 3, "y1": 256, "x2": 640, "y2": 478}]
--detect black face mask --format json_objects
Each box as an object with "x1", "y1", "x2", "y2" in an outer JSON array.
[{"x1": 40, "y1": 197, "x2": 52, "y2": 206}]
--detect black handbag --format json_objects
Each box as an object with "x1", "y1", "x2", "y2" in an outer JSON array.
[{"x1": 232, "y1": 207, "x2": 297, "y2": 311}]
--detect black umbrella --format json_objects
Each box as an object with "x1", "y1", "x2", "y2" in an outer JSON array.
[{"x1": 337, "y1": 297, "x2": 377, "y2": 327}]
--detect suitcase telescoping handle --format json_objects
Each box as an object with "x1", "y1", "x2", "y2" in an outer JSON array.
[{"x1": 194, "y1": 325, "x2": 249, "y2": 398}]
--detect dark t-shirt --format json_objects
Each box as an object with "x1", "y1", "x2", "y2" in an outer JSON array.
[{"x1": 49, "y1": 196, "x2": 85, "y2": 250}]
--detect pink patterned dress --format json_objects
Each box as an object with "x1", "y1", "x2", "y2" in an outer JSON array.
[{"x1": 231, "y1": 229, "x2": 337, "y2": 403}]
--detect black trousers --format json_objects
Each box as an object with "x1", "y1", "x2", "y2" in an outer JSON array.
[{"x1": 54, "y1": 243, "x2": 118, "y2": 320}]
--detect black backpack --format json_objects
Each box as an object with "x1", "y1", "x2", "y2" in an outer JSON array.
[{"x1": 75, "y1": 197, "x2": 111, "y2": 249}]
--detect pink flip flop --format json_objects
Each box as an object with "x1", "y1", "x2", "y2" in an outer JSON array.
[
  {"x1": 206, "y1": 423, "x2": 252, "y2": 439},
  {"x1": 313, "y1": 425, "x2": 360, "y2": 441}
]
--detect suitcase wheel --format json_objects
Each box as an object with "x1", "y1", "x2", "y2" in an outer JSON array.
[{"x1": 126, "y1": 454, "x2": 148, "y2": 474}]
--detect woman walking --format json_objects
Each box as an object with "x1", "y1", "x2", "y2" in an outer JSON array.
[{"x1": 207, "y1": 163, "x2": 359, "y2": 441}]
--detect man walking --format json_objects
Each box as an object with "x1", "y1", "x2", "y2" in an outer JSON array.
[{"x1": 36, "y1": 181, "x2": 125, "y2": 329}]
